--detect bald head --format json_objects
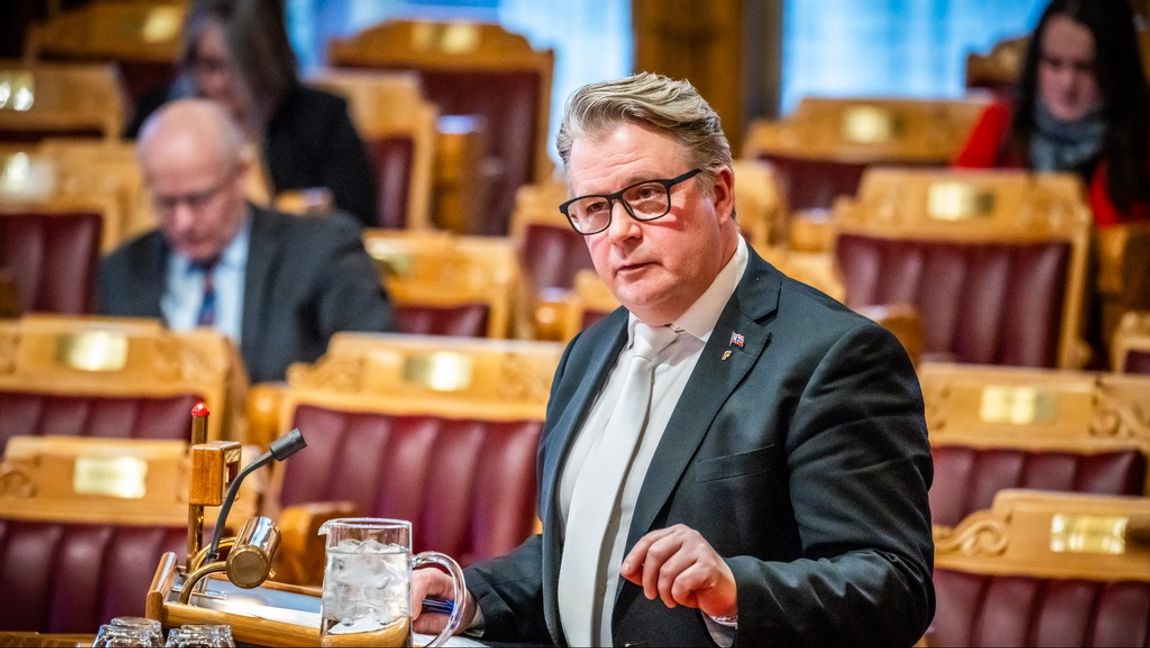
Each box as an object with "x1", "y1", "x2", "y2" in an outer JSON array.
[
  {"x1": 138, "y1": 98, "x2": 251, "y2": 262},
  {"x1": 138, "y1": 98, "x2": 245, "y2": 169}
]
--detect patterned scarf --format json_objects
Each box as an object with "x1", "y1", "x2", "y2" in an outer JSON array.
[{"x1": 1030, "y1": 100, "x2": 1106, "y2": 173}]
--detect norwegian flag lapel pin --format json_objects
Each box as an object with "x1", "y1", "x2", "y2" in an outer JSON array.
[{"x1": 729, "y1": 331, "x2": 745, "y2": 348}]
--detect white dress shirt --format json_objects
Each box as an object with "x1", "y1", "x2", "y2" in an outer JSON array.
[
  {"x1": 558, "y1": 235, "x2": 749, "y2": 646},
  {"x1": 161, "y1": 216, "x2": 251, "y2": 344}
]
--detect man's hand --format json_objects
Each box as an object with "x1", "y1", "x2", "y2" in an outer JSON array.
[
  {"x1": 619, "y1": 524, "x2": 738, "y2": 618},
  {"x1": 412, "y1": 567, "x2": 478, "y2": 635}
]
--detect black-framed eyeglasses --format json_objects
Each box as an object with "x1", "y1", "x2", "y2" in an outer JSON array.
[
  {"x1": 152, "y1": 166, "x2": 238, "y2": 214},
  {"x1": 559, "y1": 168, "x2": 702, "y2": 235}
]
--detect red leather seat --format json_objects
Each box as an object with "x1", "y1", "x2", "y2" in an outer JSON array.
[
  {"x1": 0, "y1": 212, "x2": 102, "y2": 315},
  {"x1": 836, "y1": 235, "x2": 1071, "y2": 367},
  {"x1": 0, "y1": 520, "x2": 184, "y2": 632},
  {"x1": 394, "y1": 304, "x2": 490, "y2": 338},
  {"x1": 278, "y1": 406, "x2": 541, "y2": 566},
  {"x1": 520, "y1": 223, "x2": 593, "y2": 293},
  {"x1": 755, "y1": 154, "x2": 868, "y2": 212},
  {"x1": 0, "y1": 392, "x2": 200, "y2": 451},
  {"x1": 366, "y1": 136, "x2": 414, "y2": 229},
  {"x1": 930, "y1": 446, "x2": 1146, "y2": 527},
  {"x1": 932, "y1": 571, "x2": 1150, "y2": 646},
  {"x1": 1126, "y1": 350, "x2": 1150, "y2": 374}
]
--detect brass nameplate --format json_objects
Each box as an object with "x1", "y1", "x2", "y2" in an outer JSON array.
[
  {"x1": 367, "y1": 246, "x2": 414, "y2": 277},
  {"x1": 0, "y1": 70, "x2": 35, "y2": 111},
  {"x1": 841, "y1": 106, "x2": 903, "y2": 144},
  {"x1": 979, "y1": 385, "x2": 1057, "y2": 425},
  {"x1": 74, "y1": 456, "x2": 148, "y2": 499},
  {"x1": 411, "y1": 22, "x2": 479, "y2": 54},
  {"x1": 927, "y1": 182, "x2": 995, "y2": 221},
  {"x1": 1051, "y1": 513, "x2": 1127, "y2": 555},
  {"x1": 403, "y1": 352, "x2": 473, "y2": 392},
  {"x1": 55, "y1": 330, "x2": 130, "y2": 372},
  {"x1": 141, "y1": 6, "x2": 182, "y2": 43}
]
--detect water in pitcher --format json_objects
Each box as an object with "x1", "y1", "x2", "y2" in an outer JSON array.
[{"x1": 321, "y1": 538, "x2": 413, "y2": 648}]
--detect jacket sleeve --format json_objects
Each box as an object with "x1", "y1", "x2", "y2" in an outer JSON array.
[{"x1": 729, "y1": 322, "x2": 935, "y2": 647}]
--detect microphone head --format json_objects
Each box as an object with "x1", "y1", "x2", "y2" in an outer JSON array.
[{"x1": 268, "y1": 428, "x2": 307, "y2": 462}]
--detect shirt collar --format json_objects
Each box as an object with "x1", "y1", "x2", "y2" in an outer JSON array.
[{"x1": 627, "y1": 234, "x2": 749, "y2": 346}]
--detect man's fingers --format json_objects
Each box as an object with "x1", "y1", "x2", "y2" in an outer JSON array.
[
  {"x1": 621, "y1": 526, "x2": 677, "y2": 581},
  {"x1": 640, "y1": 532, "x2": 684, "y2": 601}
]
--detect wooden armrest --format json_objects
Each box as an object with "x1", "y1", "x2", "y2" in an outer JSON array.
[
  {"x1": 855, "y1": 303, "x2": 923, "y2": 365},
  {"x1": 245, "y1": 383, "x2": 285, "y2": 449},
  {"x1": 273, "y1": 501, "x2": 360, "y2": 586}
]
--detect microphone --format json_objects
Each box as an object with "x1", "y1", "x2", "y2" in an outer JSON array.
[{"x1": 205, "y1": 428, "x2": 307, "y2": 561}]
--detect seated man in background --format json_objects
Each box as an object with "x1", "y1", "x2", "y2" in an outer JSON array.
[{"x1": 99, "y1": 98, "x2": 394, "y2": 383}]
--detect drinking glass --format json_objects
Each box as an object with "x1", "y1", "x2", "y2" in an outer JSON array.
[
  {"x1": 109, "y1": 616, "x2": 163, "y2": 646},
  {"x1": 164, "y1": 624, "x2": 235, "y2": 647},
  {"x1": 318, "y1": 518, "x2": 465, "y2": 647}
]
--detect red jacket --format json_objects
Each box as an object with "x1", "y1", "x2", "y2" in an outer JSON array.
[{"x1": 954, "y1": 100, "x2": 1150, "y2": 227}]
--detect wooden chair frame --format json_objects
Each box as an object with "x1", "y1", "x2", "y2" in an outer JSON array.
[
  {"x1": 0, "y1": 60, "x2": 125, "y2": 141},
  {"x1": 0, "y1": 315, "x2": 247, "y2": 442},
  {"x1": 744, "y1": 96, "x2": 990, "y2": 164},
  {"x1": 24, "y1": 1, "x2": 185, "y2": 66},
  {"x1": 307, "y1": 70, "x2": 437, "y2": 230},
  {"x1": 934, "y1": 489, "x2": 1150, "y2": 583},
  {"x1": 362, "y1": 229, "x2": 521, "y2": 339},
  {"x1": 1112, "y1": 310, "x2": 1150, "y2": 373},
  {"x1": 832, "y1": 168, "x2": 1093, "y2": 369}
]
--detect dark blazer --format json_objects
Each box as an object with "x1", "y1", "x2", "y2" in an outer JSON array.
[
  {"x1": 465, "y1": 248, "x2": 935, "y2": 647},
  {"x1": 97, "y1": 205, "x2": 394, "y2": 383},
  {"x1": 127, "y1": 85, "x2": 379, "y2": 228}
]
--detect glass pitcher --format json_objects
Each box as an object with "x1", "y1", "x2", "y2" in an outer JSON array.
[{"x1": 317, "y1": 518, "x2": 465, "y2": 647}]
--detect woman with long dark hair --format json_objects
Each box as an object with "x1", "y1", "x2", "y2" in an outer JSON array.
[
  {"x1": 127, "y1": 0, "x2": 378, "y2": 227},
  {"x1": 956, "y1": 0, "x2": 1150, "y2": 226}
]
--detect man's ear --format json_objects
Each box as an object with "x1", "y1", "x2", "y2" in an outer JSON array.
[{"x1": 712, "y1": 165, "x2": 736, "y2": 224}]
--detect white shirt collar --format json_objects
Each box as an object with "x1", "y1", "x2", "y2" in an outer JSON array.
[
  {"x1": 172, "y1": 214, "x2": 252, "y2": 275},
  {"x1": 626, "y1": 234, "x2": 749, "y2": 346}
]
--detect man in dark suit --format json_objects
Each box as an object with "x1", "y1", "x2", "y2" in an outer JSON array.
[
  {"x1": 413, "y1": 73, "x2": 933, "y2": 646},
  {"x1": 99, "y1": 98, "x2": 393, "y2": 383}
]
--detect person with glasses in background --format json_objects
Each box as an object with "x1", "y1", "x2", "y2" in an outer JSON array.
[
  {"x1": 99, "y1": 98, "x2": 394, "y2": 383},
  {"x1": 412, "y1": 72, "x2": 934, "y2": 647},
  {"x1": 126, "y1": 0, "x2": 380, "y2": 228}
]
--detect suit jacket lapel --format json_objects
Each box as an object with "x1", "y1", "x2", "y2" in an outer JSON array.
[
  {"x1": 240, "y1": 206, "x2": 279, "y2": 358},
  {"x1": 625, "y1": 252, "x2": 782, "y2": 551},
  {"x1": 141, "y1": 235, "x2": 169, "y2": 320}
]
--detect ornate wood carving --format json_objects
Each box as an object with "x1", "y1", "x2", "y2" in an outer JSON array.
[
  {"x1": 0, "y1": 330, "x2": 18, "y2": 375},
  {"x1": 289, "y1": 357, "x2": 366, "y2": 394},
  {"x1": 497, "y1": 352, "x2": 551, "y2": 403},
  {"x1": 0, "y1": 462, "x2": 36, "y2": 498},
  {"x1": 1092, "y1": 382, "x2": 1150, "y2": 441},
  {"x1": 934, "y1": 517, "x2": 1009, "y2": 557}
]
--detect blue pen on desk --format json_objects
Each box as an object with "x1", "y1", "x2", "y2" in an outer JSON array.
[{"x1": 422, "y1": 597, "x2": 455, "y2": 615}]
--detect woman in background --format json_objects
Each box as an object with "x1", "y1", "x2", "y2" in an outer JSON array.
[
  {"x1": 128, "y1": 0, "x2": 379, "y2": 228},
  {"x1": 956, "y1": 0, "x2": 1150, "y2": 227}
]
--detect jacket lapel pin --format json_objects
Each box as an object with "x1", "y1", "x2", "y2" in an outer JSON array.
[
  {"x1": 721, "y1": 350, "x2": 733, "y2": 361},
  {"x1": 729, "y1": 331, "x2": 745, "y2": 348}
]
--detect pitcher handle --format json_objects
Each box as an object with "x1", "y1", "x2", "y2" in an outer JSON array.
[{"x1": 412, "y1": 551, "x2": 466, "y2": 648}]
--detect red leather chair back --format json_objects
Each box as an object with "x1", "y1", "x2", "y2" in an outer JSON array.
[
  {"x1": 835, "y1": 235, "x2": 1070, "y2": 366},
  {"x1": 0, "y1": 212, "x2": 102, "y2": 314},
  {"x1": 932, "y1": 570, "x2": 1150, "y2": 647},
  {"x1": 395, "y1": 305, "x2": 489, "y2": 338},
  {"x1": 930, "y1": 446, "x2": 1146, "y2": 527},
  {"x1": 756, "y1": 154, "x2": 868, "y2": 212},
  {"x1": 520, "y1": 223, "x2": 592, "y2": 292},
  {"x1": 0, "y1": 520, "x2": 184, "y2": 632},
  {"x1": 365, "y1": 136, "x2": 414, "y2": 229},
  {"x1": 279, "y1": 406, "x2": 540, "y2": 566},
  {"x1": 1125, "y1": 350, "x2": 1150, "y2": 375},
  {"x1": 412, "y1": 70, "x2": 542, "y2": 235},
  {"x1": 0, "y1": 392, "x2": 200, "y2": 451}
]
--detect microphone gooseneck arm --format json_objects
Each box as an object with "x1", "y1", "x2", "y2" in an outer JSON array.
[{"x1": 205, "y1": 428, "x2": 307, "y2": 561}]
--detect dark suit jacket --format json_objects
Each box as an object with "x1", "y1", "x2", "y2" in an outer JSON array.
[
  {"x1": 465, "y1": 248, "x2": 934, "y2": 647},
  {"x1": 97, "y1": 205, "x2": 394, "y2": 383},
  {"x1": 127, "y1": 85, "x2": 379, "y2": 228}
]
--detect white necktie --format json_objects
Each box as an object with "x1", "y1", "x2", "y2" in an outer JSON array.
[{"x1": 558, "y1": 322, "x2": 679, "y2": 647}]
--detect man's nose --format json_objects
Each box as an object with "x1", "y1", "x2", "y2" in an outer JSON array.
[{"x1": 605, "y1": 199, "x2": 639, "y2": 242}]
